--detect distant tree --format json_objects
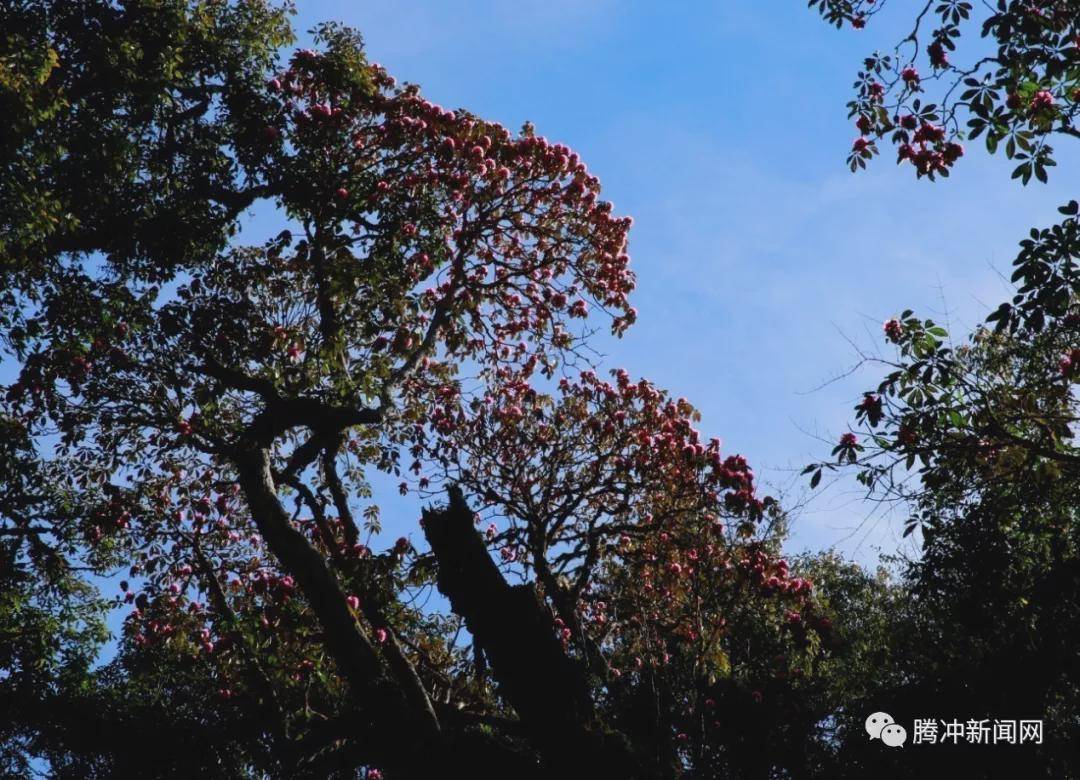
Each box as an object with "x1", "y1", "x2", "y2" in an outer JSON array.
[{"x1": 808, "y1": 301, "x2": 1080, "y2": 776}]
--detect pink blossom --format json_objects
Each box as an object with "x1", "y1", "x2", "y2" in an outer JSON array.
[{"x1": 1031, "y1": 90, "x2": 1056, "y2": 111}]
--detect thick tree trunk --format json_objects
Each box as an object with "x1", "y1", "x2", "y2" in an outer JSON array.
[
  {"x1": 234, "y1": 447, "x2": 444, "y2": 776},
  {"x1": 423, "y1": 486, "x2": 653, "y2": 778}
]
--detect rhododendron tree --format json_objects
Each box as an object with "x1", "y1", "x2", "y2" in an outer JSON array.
[
  {"x1": 2, "y1": 3, "x2": 835, "y2": 778},
  {"x1": 808, "y1": 0, "x2": 1080, "y2": 181},
  {"x1": 419, "y1": 369, "x2": 827, "y2": 772}
]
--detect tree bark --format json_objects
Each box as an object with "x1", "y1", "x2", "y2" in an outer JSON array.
[
  {"x1": 423, "y1": 486, "x2": 652, "y2": 778},
  {"x1": 234, "y1": 447, "x2": 442, "y2": 776}
]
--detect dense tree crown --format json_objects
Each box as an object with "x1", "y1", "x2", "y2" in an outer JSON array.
[{"x1": 3, "y1": 1, "x2": 1080, "y2": 778}]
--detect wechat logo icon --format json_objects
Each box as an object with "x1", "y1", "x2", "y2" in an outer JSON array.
[{"x1": 866, "y1": 711, "x2": 907, "y2": 747}]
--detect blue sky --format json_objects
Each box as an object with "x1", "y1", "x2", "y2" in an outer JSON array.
[{"x1": 270, "y1": 0, "x2": 1076, "y2": 565}]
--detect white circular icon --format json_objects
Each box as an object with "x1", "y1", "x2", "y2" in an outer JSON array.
[
  {"x1": 865, "y1": 711, "x2": 895, "y2": 739},
  {"x1": 881, "y1": 723, "x2": 908, "y2": 748}
]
